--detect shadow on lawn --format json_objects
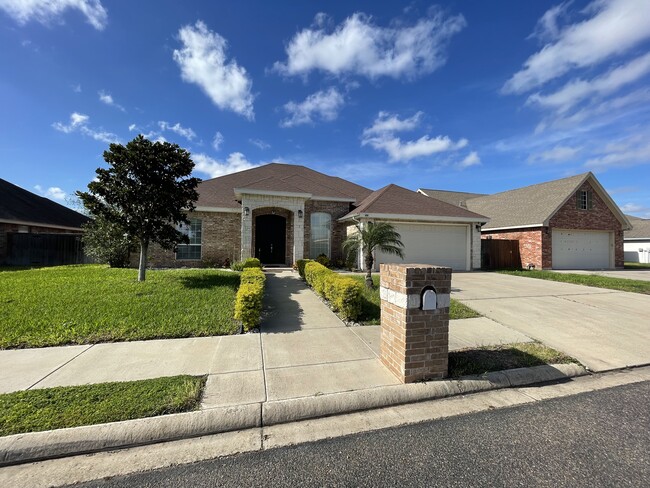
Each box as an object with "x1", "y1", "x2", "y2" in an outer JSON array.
[{"x1": 179, "y1": 273, "x2": 240, "y2": 290}]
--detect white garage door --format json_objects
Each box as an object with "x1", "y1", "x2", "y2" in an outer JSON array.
[
  {"x1": 375, "y1": 223, "x2": 469, "y2": 271},
  {"x1": 552, "y1": 230, "x2": 611, "y2": 269}
]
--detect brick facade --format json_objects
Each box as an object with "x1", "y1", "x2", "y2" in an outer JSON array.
[
  {"x1": 380, "y1": 263, "x2": 450, "y2": 383},
  {"x1": 482, "y1": 181, "x2": 624, "y2": 269},
  {"x1": 303, "y1": 200, "x2": 352, "y2": 263}
]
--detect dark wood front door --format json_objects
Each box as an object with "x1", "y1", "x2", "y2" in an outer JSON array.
[{"x1": 255, "y1": 214, "x2": 286, "y2": 264}]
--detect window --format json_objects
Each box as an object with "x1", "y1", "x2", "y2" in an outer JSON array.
[
  {"x1": 576, "y1": 190, "x2": 592, "y2": 210},
  {"x1": 176, "y1": 218, "x2": 202, "y2": 260},
  {"x1": 310, "y1": 212, "x2": 331, "y2": 258}
]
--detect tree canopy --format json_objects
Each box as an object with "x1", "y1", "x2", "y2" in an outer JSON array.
[{"x1": 77, "y1": 135, "x2": 201, "y2": 281}]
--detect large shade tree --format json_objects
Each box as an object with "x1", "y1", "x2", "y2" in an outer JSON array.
[
  {"x1": 342, "y1": 221, "x2": 405, "y2": 289},
  {"x1": 77, "y1": 135, "x2": 201, "y2": 281}
]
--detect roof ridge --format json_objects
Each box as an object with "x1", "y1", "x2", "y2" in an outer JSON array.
[
  {"x1": 356, "y1": 184, "x2": 394, "y2": 210},
  {"x1": 474, "y1": 172, "x2": 590, "y2": 200}
]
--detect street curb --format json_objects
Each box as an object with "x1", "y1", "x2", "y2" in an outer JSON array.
[{"x1": 0, "y1": 363, "x2": 586, "y2": 467}]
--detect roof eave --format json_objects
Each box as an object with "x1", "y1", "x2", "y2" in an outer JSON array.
[{"x1": 339, "y1": 212, "x2": 489, "y2": 224}]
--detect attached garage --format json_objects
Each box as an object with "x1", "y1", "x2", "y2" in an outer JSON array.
[
  {"x1": 375, "y1": 223, "x2": 470, "y2": 271},
  {"x1": 552, "y1": 229, "x2": 612, "y2": 269}
]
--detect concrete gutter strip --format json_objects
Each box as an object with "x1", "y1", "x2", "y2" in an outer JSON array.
[
  {"x1": 0, "y1": 403, "x2": 261, "y2": 467},
  {"x1": 0, "y1": 363, "x2": 586, "y2": 467}
]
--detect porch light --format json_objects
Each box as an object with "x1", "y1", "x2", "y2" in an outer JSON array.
[
  {"x1": 298, "y1": 210, "x2": 303, "y2": 218},
  {"x1": 244, "y1": 207, "x2": 250, "y2": 216}
]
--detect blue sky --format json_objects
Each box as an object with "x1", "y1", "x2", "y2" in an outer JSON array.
[{"x1": 1, "y1": 0, "x2": 650, "y2": 217}]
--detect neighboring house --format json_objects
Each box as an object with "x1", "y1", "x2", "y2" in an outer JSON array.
[
  {"x1": 0, "y1": 178, "x2": 89, "y2": 266},
  {"x1": 419, "y1": 172, "x2": 631, "y2": 270},
  {"x1": 149, "y1": 163, "x2": 488, "y2": 271},
  {"x1": 624, "y1": 215, "x2": 650, "y2": 264}
]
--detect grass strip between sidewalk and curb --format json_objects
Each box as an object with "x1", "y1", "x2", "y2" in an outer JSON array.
[
  {"x1": 346, "y1": 274, "x2": 481, "y2": 324},
  {"x1": 497, "y1": 269, "x2": 650, "y2": 295},
  {"x1": 0, "y1": 375, "x2": 205, "y2": 437},
  {"x1": 0, "y1": 265, "x2": 241, "y2": 349},
  {"x1": 624, "y1": 262, "x2": 650, "y2": 269},
  {"x1": 448, "y1": 342, "x2": 577, "y2": 378}
]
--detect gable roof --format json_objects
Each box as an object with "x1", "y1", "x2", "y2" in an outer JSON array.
[
  {"x1": 417, "y1": 189, "x2": 486, "y2": 206},
  {"x1": 438, "y1": 172, "x2": 631, "y2": 231},
  {"x1": 196, "y1": 163, "x2": 373, "y2": 209},
  {"x1": 0, "y1": 178, "x2": 89, "y2": 230},
  {"x1": 341, "y1": 184, "x2": 488, "y2": 223},
  {"x1": 625, "y1": 215, "x2": 650, "y2": 239}
]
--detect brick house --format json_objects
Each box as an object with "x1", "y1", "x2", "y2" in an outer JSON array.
[
  {"x1": 149, "y1": 163, "x2": 488, "y2": 270},
  {"x1": 624, "y1": 215, "x2": 650, "y2": 264},
  {"x1": 0, "y1": 178, "x2": 89, "y2": 266},
  {"x1": 419, "y1": 172, "x2": 631, "y2": 270}
]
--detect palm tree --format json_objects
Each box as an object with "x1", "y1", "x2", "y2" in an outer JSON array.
[{"x1": 343, "y1": 221, "x2": 405, "y2": 289}]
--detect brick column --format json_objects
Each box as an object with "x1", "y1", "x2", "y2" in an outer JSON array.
[
  {"x1": 293, "y1": 205, "x2": 304, "y2": 263},
  {"x1": 379, "y1": 263, "x2": 451, "y2": 383}
]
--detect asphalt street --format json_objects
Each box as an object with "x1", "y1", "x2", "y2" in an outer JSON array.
[{"x1": 74, "y1": 381, "x2": 650, "y2": 488}]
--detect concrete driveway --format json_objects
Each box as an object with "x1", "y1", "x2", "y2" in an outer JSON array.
[
  {"x1": 452, "y1": 273, "x2": 650, "y2": 372},
  {"x1": 552, "y1": 269, "x2": 650, "y2": 281}
]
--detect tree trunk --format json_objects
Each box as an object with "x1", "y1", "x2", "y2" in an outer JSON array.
[
  {"x1": 364, "y1": 251, "x2": 374, "y2": 289},
  {"x1": 138, "y1": 239, "x2": 148, "y2": 282}
]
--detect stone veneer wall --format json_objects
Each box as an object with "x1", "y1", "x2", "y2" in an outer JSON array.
[
  {"x1": 549, "y1": 181, "x2": 624, "y2": 268},
  {"x1": 251, "y1": 207, "x2": 294, "y2": 265},
  {"x1": 146, "y1": 210, "x2": 241, "y2": 268},
  {"x1": 303, "y1": 200, "x2": 352, "y2": 263}
]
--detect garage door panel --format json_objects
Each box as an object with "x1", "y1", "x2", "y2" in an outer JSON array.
[
  {"x1": 375, "y1": 223, "x2": 468, "y2": 271},
  {"x1": 552, "y1": 230, "x2": 610, "y2": 269}
]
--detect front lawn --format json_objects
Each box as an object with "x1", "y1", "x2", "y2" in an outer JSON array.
[
  {"x1": 448, "y1": 342, "x2": 576, "y2": 377},
  {"x1": 0, "y1": 375, "x2": 204, "y2": 437},
  {"x1": 624, "y1": 262, "x2": 650, "y2": 269},
  {"x1": 0, "y1": 265, "x2": 240, "y2": 349},
  {"x1": 346, "y1": 274, "x2": 480, "y2": 324},
  {"x1": 497, "y1": 269, "x2": 650, "y2": 295}
]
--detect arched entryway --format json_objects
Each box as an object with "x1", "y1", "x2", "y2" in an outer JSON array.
[{"x1": 254, "y1": 214, "x2": 287, "y2": 264}]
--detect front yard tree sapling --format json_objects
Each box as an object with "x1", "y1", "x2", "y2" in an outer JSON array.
[{"x1": 77, "y1": 135, "x2": 201, "y2": 281}]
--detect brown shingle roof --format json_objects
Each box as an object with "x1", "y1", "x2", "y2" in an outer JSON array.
[
  {"x1": 196, "y1": 163, "x2": 373, "y2": 208},
  {"x1": 0, "y1": 178, "x2": 89, "y2": 229},
  {"x1": 625, "y1": 215, "x2": 650, "y2": 239},
  {"x1": 418, "y1": 189, "x2": 486, "y2": 206},
  {"x1": 342, "y1": 184, "x2": 488, "y2": 221}
]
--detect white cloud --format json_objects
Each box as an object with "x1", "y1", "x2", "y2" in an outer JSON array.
[
  {"x1": 52, "y1": 112, "x2": 88, "y2": 133},
  {"x1": 527, "y1": 52, "x2": 650, "y2": 113},
  {"x1": 52, "y1": 112, "x2": 119, "y2": 144},
  {"x1": 158, "y1": 121, "x2": 196, "y2": 141},
  {"x1": 619, "y1": 202, "x2": 650, "y2": 218},
  {"x1": 34, "y1": 185, "x2": 67, "y2": 202},
  {"x1": 173, "y1": 20, "x2": 254, "y2": 119},
  {"x1": 585, "y1": 136, "x2": 650, "y2": 169},
  {"x1": 504, "y1": 0, "x2": 650, "y2": 94},
  {"x1": 193, "y1": 152, "x2": 257, "y2": 178},
  {"x1": 0, "y1": 0, "x2": 108, "y2": 30},
  {"x1": 98, "y1": 90, "x2": 125, "y2": 111},
  {"x1": 212, "y1": 131, "x2": 224, "y2": 151},
  {"x1": 458, "y1": 151, "x2": 481, "y2": 168},
  {"x1": 249, "y1": 138, "x2": 270, "y2": 150},
  {"x1": 528, "y1": 1, "x2": 570, "y2": 43},
  {"x1": 528, "y1": 145, "x2": 581, "y2": 163},
  {"x1": 281, "y1": 87, "x2": 345, "y2": 127},
  {"x1": 128, "y1": 123, "x2": 137, "y2": 131},
  {"x1": 361, "y1": 111, "x2": 468, "y2": 162},
  {"x1": 274, "y1": 10, "x2": 466, "y2": 80}
]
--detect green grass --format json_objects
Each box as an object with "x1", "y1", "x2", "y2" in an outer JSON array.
[
  {"x1": 624, "y1": 262, "x2": 650, "y2": 269},
  {"x1": 0, "y1": 265, "x2": 240, "y2": 349},
  {"x1": 346, "y1": 274, "x2": 480, "y2": 324},
  {"x1": 0, "y1": 375, "x2": 205, "y2": 437},
  {"x1": 497, "y1": 269, "x2": 650, "y2": 295},
  {"x1": 448, "y1": 342, "x2": 576, "y2": 378}
]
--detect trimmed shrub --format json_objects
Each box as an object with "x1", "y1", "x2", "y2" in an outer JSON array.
[
  {"x1": 315, "y1": 253, "x2": 330, "y2": 268},
  {"x1": 234, "y1": 268, "x2": 265, "y2": 331},
  {"x1": 243, "y1": 257, "x2": 262, "y2": 268},
  {"x1": 296, "y1": 259, "x2": 313, "y2": 279},
  {"x1": 231, "y1": 261, "x2": 245, "y2": 271},
  {"x1": 303, "y1": 262, "x2": 362, "y2": 321}
]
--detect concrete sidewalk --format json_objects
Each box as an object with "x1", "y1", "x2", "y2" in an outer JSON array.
[{"x1": 0, "y1": 270, "x2": 532, "y2": 398}]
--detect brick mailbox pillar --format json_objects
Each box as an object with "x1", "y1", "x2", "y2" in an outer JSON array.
[{"x1": 379, "y1": 263, "x2": 451, "y2": 383}]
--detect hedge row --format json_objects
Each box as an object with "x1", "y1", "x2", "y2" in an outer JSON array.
[
  {"x1": 231, "y1": 257, "x2": 262, "y2": 272},
  {"x1": 303, "y1": 262, "x2": 362, "y2": 321},
  {"x1": 234, "y1": 267, "x2": 265, "y2": 331},
  {"x1": 296, "y1": 259, "x2": 313, "y2": 279}
]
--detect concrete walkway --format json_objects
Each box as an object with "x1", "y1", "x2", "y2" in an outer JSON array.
[
  {"x1": 452, "y1": 272, "x2": 650, "y2": 372},
  {"x1": 0, "y1": 270, "x2": 533, "y2": 400},
  {"x1": 552, "y1": 269, "x2": 650, "y2": 281}
]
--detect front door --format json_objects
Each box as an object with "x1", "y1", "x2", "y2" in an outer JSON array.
[{"x1": 255, "y1": 214, "x2": 286, "y2": 264}]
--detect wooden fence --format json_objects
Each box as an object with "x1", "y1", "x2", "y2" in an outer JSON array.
[
  {"x1": 5, "y1": 233, "x2": 86, "y2": 266},
  {"x1": 481, "y1": 239, "x2": 521, "y2": 270}
]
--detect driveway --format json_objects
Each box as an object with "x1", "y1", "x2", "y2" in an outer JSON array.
[
  {"x1": 552, "y1": 269, "x2": 650, "y2": 281},
  {"x1": 451, "y1": 273, "x2": 650, "y2": 372}
]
